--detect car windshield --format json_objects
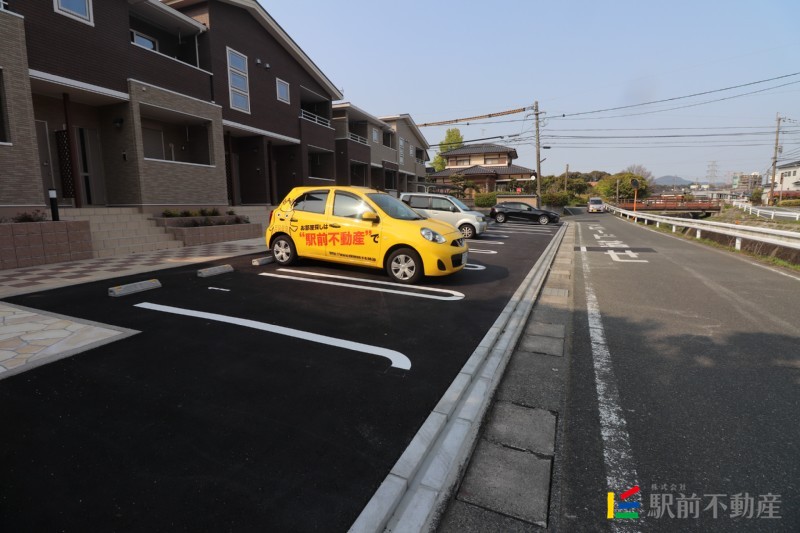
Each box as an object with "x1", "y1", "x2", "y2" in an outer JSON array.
[
  {"x1": 589, "y1": 199, "x2": 602, "y2": 204},
  {"x1": 367, "y1": 193, "x2": 425, "y2": 220},
  {"x1": 447, "y1": 196, "x2": 470, "y2": 211}
]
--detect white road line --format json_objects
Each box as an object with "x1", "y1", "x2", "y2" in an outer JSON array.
[
  {"x1": 473, "y1": 240, "x2": 504, "y2": 245},
  {"x1": 134, "y1": 302, "x2": 411, "y2": 370},
  {"x1": 578, "y1": 225, "x2": 641, "y2": 532},
  {"x1": 466, "y1": 249, "x2": 498, "y2": 254},
  {"x1": 261, "y1": 269, "x2": 465, "y2": 301}
]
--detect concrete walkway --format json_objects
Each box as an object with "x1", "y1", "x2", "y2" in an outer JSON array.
[{"x1": 436, "y1": 222, "x2": 575, "y2": 531}]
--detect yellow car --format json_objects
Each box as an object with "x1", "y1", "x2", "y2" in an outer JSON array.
[{"x1": 265, "y1": 186, "x2": 468, "y2": 284}]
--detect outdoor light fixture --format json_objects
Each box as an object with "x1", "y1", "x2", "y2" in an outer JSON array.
[{"x1": 113, "y1": 117, "x2": 124, "y2": 128}]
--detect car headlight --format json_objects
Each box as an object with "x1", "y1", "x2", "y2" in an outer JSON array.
[
  {"x1": 477, "y1": 216, "x2": 486, "y2": 222},
  {"x1": 420, "y1": 227, "x2": 446, "y2": 244}
]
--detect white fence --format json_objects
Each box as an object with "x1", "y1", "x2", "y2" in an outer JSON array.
[
  {"x1": 606, "y1": 205, "x2": 800, "y2": 251},
  {"x1": 731, "y1": 201, "x2": 800, "y2": 221}
]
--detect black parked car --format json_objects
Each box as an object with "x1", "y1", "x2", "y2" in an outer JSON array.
[{"x1": 489, "y1": 201, "x2": 560, "y2": 225}]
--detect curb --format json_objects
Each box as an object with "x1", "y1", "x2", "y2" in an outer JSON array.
[{"x1": 349, "y1": 223, "x2": 569, "y2": 532}]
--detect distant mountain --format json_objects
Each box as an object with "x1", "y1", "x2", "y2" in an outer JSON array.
[{"x1": 654, "y1": 175, "x2": 693, "y2": 186}]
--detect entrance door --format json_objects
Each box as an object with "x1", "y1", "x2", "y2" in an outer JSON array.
[
  {"x1": 75, "y1": 127, "x2": 106, "y2": 205},
  {"x1": 35, "y1": 120, "x2": 55, "y2": 202}
]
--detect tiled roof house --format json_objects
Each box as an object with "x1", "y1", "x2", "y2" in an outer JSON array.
[{"x1": 429, "y1": 143, "x2": 534, "y2": 193}]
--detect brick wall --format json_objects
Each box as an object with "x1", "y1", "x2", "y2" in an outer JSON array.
[
  {"x1": 0, "y1": 11, "x2": 45, "y2": 206},
  {"x1": 0, "y1": 221, "x2": 92, "y2": 270}
]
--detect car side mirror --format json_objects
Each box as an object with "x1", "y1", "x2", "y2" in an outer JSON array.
[
  {"x1": 450, "y1": 206, "x2": 458, "y2": 213},
  {"x1": 362, "y1": 211, "x2": 379, "y2": 223}
]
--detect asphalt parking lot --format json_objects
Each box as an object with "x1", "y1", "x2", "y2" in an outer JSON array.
[{"x1": 2, "y1": 222, "x2": 561, "y2": 532}]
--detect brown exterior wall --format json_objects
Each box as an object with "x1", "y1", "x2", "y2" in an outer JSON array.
[
  {"x1": 0, "y1": 11, "x2": 44, "y2": 206},
  {"x1": 129, "y1": 80, "x2": 227, "y2": 205}
]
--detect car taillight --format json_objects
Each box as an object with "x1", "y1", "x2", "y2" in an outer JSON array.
[{"x1": 268, "y1": 209, "x2": 274, "y2": 226}]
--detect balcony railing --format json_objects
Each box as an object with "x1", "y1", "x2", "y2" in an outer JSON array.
[
  {"x1": 348, "y1": 132, "x2": 368, "y2": 145},
  {"x1": 300, "y1": 109, "x2": 331, "y2": 128}
]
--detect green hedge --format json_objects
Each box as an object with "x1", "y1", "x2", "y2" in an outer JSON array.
[
  {"x1": 779, "y1": 199, "x2": 800, "y2": 207},
  {"x1": 474, "y1": 192, "x2": 497, "y2": 207}
]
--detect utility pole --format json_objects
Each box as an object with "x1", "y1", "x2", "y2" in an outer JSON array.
[
  {"x1": 564, "y1": 163, "x2": 569, "y2": 192},
  {"x1": 769, "y1": 113, "x2": 782, "y2": 205},
  {"x1": 534, "y1": 101, "x2": 542, "y2": 204}
]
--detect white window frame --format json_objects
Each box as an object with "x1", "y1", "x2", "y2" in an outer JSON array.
[
  {"x1": 276, "y1": 78, "x2": 290, "y2": 104},
  {"x1": 409, "y1": 143, "x2": 414, "y2": 156},
  {"x1": 399, "y1": 138, "x2": 405, "y2": 164},
  {"x1": 227, "y1": 47, "x2": 250, "y2": 114},
  {"x1": 372, "y1": 128, "x2": 379, "y2": 143},
  {"x1": 131, "y1": 30, "x2": 158, "y2": 52},
  {"x1": 54, "y1": 0, "x2": 94, "y2": 26}
]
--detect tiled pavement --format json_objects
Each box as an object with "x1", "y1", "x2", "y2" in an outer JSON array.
[
  {"x1": 0, "y1": 238, "x2": 267, "y2": 299},
  {"x1": 0, "y1": 237, "x2": 267, "y2": 380}
]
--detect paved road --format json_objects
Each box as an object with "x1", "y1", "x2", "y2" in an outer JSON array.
[
  {"x1": 1, "y1": 222, "x2": 560, "y2": 531},
  {"x1": 560, "y1": 211, "x2": 799, "y2": 532}
]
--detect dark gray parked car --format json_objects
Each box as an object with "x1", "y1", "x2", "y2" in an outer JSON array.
[{"x1": 489, "y1": 202, "x2": 560, "y2": 225}]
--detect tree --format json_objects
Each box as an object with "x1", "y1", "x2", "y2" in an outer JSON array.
[
  {"x1": 432, "y1": 128, "x2": 464, "y2": 172},
  {"x1": 595, "y1": 172, "x2": 650, "y2": 201},
  {"x1": 623, "y1": 164, "x2": 654, "y2": 183}
]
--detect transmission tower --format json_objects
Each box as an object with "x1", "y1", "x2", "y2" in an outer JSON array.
[{"x1": 705, "y1": 161, "x2": 718, "y2": 187}]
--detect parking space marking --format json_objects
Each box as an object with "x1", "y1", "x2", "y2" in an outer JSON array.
[
  {"x1": 208, "y1": 287, "x2": 231, "y2": 292},
  {"x1": 259, "y1": 269, "x2": 466, "y2": 301},
  {"x1": 464, "y1": 264, "x2": 487, "y2": 271},
  {"x1": 473, "y1": 240, "x2": 504, "y2": 245},
  {"x1": 466, "y1": 249, "x2": 498, "y2": 254},
  {"x1": 134, "y1": 302, "x2": 412, "y2": 370}
]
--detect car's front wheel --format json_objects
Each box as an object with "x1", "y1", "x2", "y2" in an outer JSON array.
[
  {"x1": 272, "y1": 235, "x2": 297, "y2": 265},
  {"x1": 387, "y1": 248, "x2": 422, "y2": 284},
  {"x1": 495, "y1": 212, "x2": 507, "y2": 223},
  {"x1": 538, "y1": 215, "x2": 550, "y2": 225},
  {"x1": 459, "y1": 224, "x2": 476, "y2": 239}
]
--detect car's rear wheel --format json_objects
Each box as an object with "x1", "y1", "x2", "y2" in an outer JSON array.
[
  {"x1": 495, "y1": 212, "x2": 507, "y2": 223},
  {"x1": 538, "y1": 215, "x2": 550, "y2": 225},
  {"x1": 272, "y1": 235, "x2": 297, "y2": 265},
  {"x1": 459, "y1": 224, "x2": 476, "y2": 239},
  {"x1": 387, "y1": 248, "x2": 422, "y2": 284}
]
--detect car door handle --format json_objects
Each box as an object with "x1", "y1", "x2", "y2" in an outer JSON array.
[{"x1": 329, "y1": 223, "x2": 341, "y2": 228}]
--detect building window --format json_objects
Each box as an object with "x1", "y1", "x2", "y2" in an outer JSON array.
[
  {"x1": 372, "y1": 128, "x2": 379, "y2": 143},
  {"x1": 399, "y1": 138, "x2": 405, "y2": 164},
  {"x1": 54, "y1": 0, "x2": 93, "y2": 25},
  {"x1": 276, "y1": 79, "x2": 290, "y2": 104},
  {"x1": 409, "y1": 144, "x2": 414, "y2": 157},
  {"x1": 453, "y1": 156, "x2": 470, "y2": 166},
  {"x1": 227, "y1": 48, "x2": 250, "y2": 113},
  {"x1": 131, "y1": 30, "x2": 158, "y2": 51}
]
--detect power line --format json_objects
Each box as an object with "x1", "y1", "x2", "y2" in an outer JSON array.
[{"x1": 555, "y1": 72, "x2": 800, "y2": 118}]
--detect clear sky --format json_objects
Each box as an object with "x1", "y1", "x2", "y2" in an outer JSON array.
[{"x1": 260, "y1": 0, "x2": 800, "y2": 183}]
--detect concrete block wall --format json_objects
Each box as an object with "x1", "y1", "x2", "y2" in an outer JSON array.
[{"x1": 0, "y1": 221, "x2": 92, "y2": 270}]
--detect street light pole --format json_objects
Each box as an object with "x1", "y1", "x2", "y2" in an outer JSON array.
[{"x1": 769, "y1": 113, "x2": 782, "y2": 205}]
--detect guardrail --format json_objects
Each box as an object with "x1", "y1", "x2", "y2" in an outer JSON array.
[
  {"x1": 731, "y1": 202, "x2": 800, "y2": 221},
  {"x1": 606, "y1": 205, "x2": 800, "y2": 251}
]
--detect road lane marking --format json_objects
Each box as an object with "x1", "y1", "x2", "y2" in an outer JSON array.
[
  {"x1": 134, "y1": 302, "x2": 411, "y2": 370},
  {"x1": 260, "y1": 269, "x2": 465, "y2": 301},
  {"x1": 579, "y1": 224, "x2": 641, "y2": 532},
  {"x1": 463, "y1": 264, "x2": 487, "y2": 270},
  {"x1": 466, "y1": 249, "x2": 498, "y2": 254}
]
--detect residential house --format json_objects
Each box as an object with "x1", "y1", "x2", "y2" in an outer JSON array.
[
  {"x1": 428, "y1": 143, "x2": 534, "y2": 194},
  {"x1": 770, "y1": 160, "x2": 800, "y2": 201}
]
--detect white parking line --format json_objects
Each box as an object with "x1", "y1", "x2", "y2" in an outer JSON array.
[
  {"x1": 466, "y1": 249, "x2": 498, "y2": 254},
  {"x1": 473, "y1": 240, "x2": 504, "y2": 245},
  {"x1": 259, "y1": 269, "x2": 465, "y2": 301},
  {"x1": 134, "y1": 302, "x2": 412, "y2": 370}
]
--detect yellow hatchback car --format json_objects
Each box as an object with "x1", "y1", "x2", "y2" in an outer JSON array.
[{"x1": 265, "y1": 186, "x2": 468, "y2": 284}]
